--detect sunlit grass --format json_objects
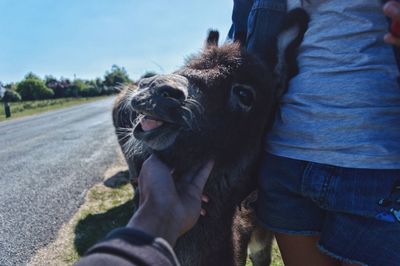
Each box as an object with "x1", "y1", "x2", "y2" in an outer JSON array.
[
  {"x1": 28, "y1": 166, "x2": 134, "y2": 266},
  {"x1": 245, "y1": 242, "x2": 283, "y2": 266},
  {"x1": 0, "y1": 96, "x2": 111, "y2": 121}
]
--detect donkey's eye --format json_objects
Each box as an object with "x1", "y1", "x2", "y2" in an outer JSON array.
[{"x1": 233, "y1": 86, "x2": 254, "y2": 107}]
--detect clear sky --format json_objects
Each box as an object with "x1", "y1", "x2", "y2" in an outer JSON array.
[{"x1": 0, "y1": 0, "x2": 233, "y2": 83}]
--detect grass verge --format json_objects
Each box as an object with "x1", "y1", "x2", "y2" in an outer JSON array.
[
  {"x1": 0, "y1": 96, "x2": 112, "y2": 122},
  {"x1": 29, "y1": 159, "x2": 283, "y2": 266},
  {"x1": 245, "y1": 242, "x2": 283, "y2": 266},
  {"x1": 28, "y1": 160, "x2": 134, "y2": 266}
]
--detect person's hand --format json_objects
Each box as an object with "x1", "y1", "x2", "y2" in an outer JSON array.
[
  {"x1": 127, "y1": 155, "x2": 214, "y2": 246},
  {"x1": 384, "y1": 1, "x2": 400, "y2": 46},
  {"x1": 200, "y1": 194, "x2": 209, "y2": 216}
]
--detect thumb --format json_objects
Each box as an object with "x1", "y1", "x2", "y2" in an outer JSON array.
[
  {"x1": 190, "y1": 160, "x2": 214, "y2": 192},
  {"x1": 139, "y1": 155, "x2": 175, "y2": 191}
]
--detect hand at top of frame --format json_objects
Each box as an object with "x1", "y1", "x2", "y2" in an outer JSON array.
[
  {"x1": 384, "y1": 1, "x2": 400, "y2": 46},
  {"x1": 127, "y1": 155, "x2": 214, "y2": 246}
]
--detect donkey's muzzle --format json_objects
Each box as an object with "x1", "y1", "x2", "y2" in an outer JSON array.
[{"x1": 131, "y1": 74, "x2": 189, "y2": 124}]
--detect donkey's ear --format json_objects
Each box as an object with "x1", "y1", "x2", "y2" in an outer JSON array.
[
  {"x1": 274, "y1": 8, "x2": 309, "y2": 98},
  {"x1": 204, "y1": 29, "x2": 219, "y2": 49}
]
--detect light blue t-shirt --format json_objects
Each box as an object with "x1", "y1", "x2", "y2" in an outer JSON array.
[{"x1": 267, "y1": 0, "x2": 400, "y2": 169}]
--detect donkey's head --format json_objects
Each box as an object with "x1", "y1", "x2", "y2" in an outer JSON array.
[{"x1": 123, "y1": 31, "x2": 275, "y2": 171}]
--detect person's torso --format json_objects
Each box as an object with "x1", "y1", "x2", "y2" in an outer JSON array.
[{"x1": 267, "y1": 0, "x2": 400, "y2": 169}]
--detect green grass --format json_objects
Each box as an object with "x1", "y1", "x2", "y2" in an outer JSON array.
[
  {"x1": 0, "y1": 96, "x2": 111, "y2": 122},
  {"x1": 245, "y1": 243, "x2": 284, "y2": 266},
  {"x1": 28, "y1": 167, "x2": 134, "y2": 266},
  {"x1": 64, "y1": 171, "x2": 134, "y2": 264},
  {"x1": 270, "y1": 244, "x2": 284, "y2": 266}
]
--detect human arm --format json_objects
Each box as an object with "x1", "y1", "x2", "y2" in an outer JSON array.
[
  {"x1": 75, "y1": 227, "x2": 180, "y2": 266},
  {"x1": 75, "y1": 155, "x2": 214, "y2": 266},
  {"x1": 127, "y1": 155, "x2": 214, "y2": 246},
  {"x1": 228, "y1": 0, "x2": 254, "y2": 43}
]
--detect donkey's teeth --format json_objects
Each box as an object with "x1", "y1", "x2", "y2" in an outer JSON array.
[{"x1": 140, "y1": 117, "x2": 163, "y2": 131}]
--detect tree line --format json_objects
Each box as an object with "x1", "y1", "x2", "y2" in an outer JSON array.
[{"x1": 1, "y1": 65, "x2": 132, "y2": 102}]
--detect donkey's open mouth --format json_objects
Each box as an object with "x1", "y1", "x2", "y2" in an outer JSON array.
[
  {"x1": 128, "y1": 74, "x2": 203, "y2": 151},
  {"x1": 139, "y1": 115, "x2": 164, "y2": 131},
  {"x1": 133, "y1": 111, "x2": 182, "y2": 150}
]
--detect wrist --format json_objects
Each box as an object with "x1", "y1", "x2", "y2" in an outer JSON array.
[{"x1": 127, "y1": 203, "x2": 181, "y2": 246}]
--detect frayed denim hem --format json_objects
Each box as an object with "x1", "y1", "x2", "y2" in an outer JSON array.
[
  {"x1": 317, "y1": 243, "x2": 368, "y2": 266},
  {"x1": 256, "y1": 218, "x2": 321, "y2": 236}
]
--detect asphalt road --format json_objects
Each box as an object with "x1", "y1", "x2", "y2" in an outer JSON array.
[{"x1": 0, "y1": 97, "x2": 121, "y2": 266}]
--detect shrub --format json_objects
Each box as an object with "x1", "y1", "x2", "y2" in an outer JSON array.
[
  {"x1": 17, "y1": 76, "x2": 54, "y2": 100},
  {"x1": 104, "y1": 65, "x2": 131, "y2": 92},
  {"x1": 66, "y1": 79, "x2": 87, "y2": 97},
  {"x1": 80, "y1": 86, "x2": 100, "y2": 97},
  {"x1": 23, "y1": 103, "x2": 33, "y2": 109},
  {"x1": 45, "y1": 76, "x2": 71, "y2": 98},
  {"x1": 2, "y1": 89, "x2": 21, "y2": 102}
]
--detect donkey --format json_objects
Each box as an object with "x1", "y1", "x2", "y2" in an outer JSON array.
[{"x1": 113, "y1": 9, "x2": 309, "y2": 266}]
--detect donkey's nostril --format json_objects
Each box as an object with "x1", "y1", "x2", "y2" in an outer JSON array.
[{"x1": 158, "y1": 85, "x2": 185, "y2": 101}]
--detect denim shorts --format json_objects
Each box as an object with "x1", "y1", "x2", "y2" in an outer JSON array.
[{"x1": 255, "y1": 152, "x2": 400, "y2": 266}]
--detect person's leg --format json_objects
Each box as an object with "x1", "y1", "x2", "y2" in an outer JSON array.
[
  {"x1": 315, "y1": 168, "x2": 400, "y2": 266},
  {"x1": 255, "y1": 153, "x2": 337, "y2": 264},
  {"x1": 275, "y1": 233, "x2": 339, "y2": 266},
  {"x1": 317, "y1": 211, "x2": 400, "y2": 266},
  {"x1": 256, "y1": 153, "x2": 400, "y2": 265}
]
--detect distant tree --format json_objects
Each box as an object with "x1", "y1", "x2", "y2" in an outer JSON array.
[
  {"x1": 45, "y1": 76, "x2": 71, "y2": 98},
  {"x1": 24, "y1": 72, "x2": 41, "y2": 80},
  {"x1": 17, "y1": 74, "x2": 54, "y2": 100},
  {"x1": 94, "y1": 77, "x2": 113, "y2": 96},
  {"x1": 4, "y1": 82, "x2": 18, "y2": 91},
  {"x1": 1, "y1": 83, "x2": 21, "y2": 102},
  {"x1": 80, "y1": 86, "x2": 99, "y2": 97},
  {"x1": 44, "y1": 75, "x2": 57, "y2": 84},
  {"x1": 79, "y1": 80, "x2": 101, "y2": 97},
  {"x1": 67, "y1": 79, "x2": 86, "y2": 97},
  {"x1": 94, "y1": 78, "x2": 104, "y2": 93},
  {"x1": 103, "y1": 65, "x2": 131, "y2": 91},
  {"x1": 2, "y1": 89, "x2": 21, "y2": 102}
]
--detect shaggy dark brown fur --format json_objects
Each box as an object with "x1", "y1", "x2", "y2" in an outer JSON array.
[{"x1": 114, "y1": 34, "x2": 274, "y2": 266}]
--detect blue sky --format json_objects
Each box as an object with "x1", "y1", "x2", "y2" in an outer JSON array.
[{"x1": 0, "y1": 0, "x2": 233, "y2": 83}]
